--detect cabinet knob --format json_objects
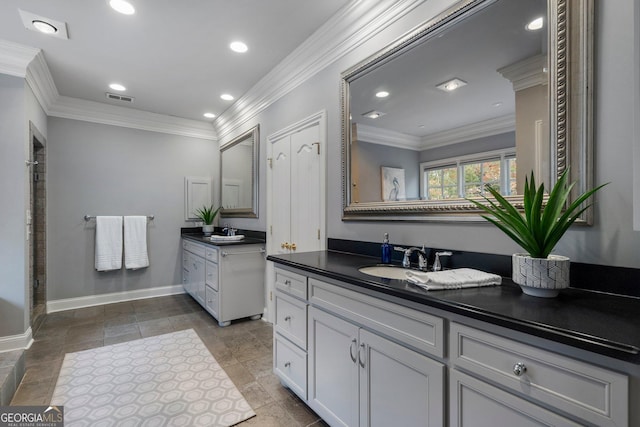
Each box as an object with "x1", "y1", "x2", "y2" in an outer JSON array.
[
  {"x1": 284, "y1": 316, "x2": 291, "y2": 321},
  {"x1": 513, "y1": 362, "x2": 527, "y2": 376},
  {"x1": 284, "y1": 362, "x2": 291, "y2": 368},
  {"x1": 284, "y1": 280, "x2": 291, "y2": 286}
]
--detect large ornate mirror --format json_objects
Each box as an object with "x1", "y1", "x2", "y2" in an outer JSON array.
[
  {"x1": 220, "y1": 125, "x2": 259, "y2": 218},
  {"x1": 342, "y1": 0, "x2": 593, "y2": 222}
]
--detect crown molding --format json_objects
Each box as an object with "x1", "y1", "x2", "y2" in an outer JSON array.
[
  {"x1": 49, "y1": 96, "x2": 217, "y2": 140},
  {"x1": 0, "y1": 39, "x2": 40, "y2": 77},
  {"x1": 498, "y1": 54, "x2": 548, "y2": 92},
  {"x1": 25, "y1": 50, "x2": 59, "y2": 112},
  {"x1": 214, "y1": 0, "x2": 424, "y2": 140},
  {"x1": 356, "y1": 123, "x2": 422, "y2": 150},
  {"x1": 421, "y1": 114, "x2": 516, "y2": 150}
]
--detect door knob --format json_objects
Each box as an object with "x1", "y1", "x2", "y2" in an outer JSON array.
[{"x1": 291, "y1": 243, "x2": 297, "y2": 251}]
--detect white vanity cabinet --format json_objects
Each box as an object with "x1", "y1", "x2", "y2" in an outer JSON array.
[
  {"x1": 182, "y1": 238, "x2": 265, "y2": 326},
  {"x1": 449, "y1": 323, "x2": 629, "y2": 427},
  {"x1": 273, "y1": 267, "x2": 445, "y2": 427},
  {"x1": 273, "y1": 268, "x2": 309, "y2": 399},
  {"x1": 272, "y1": 264, "x2": 633, "y2": 427},
  {"x1": 308, "y1": 306, "x2": 445, "y2": 427}
]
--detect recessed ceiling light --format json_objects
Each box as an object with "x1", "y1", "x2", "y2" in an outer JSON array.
[
  {"x1": 362, "y1": 110, "x2": 385, "y2": 119},
  {"x1": 19, "y1": 10, "x2": 69, "y2": 39},
  {"x1": 203, "y1": 112, "x2": 216, "y2": 119},
  {"x1": 109, "y1": 83, "x2": 126, "y2": 91},
  {"x1": 230, "y1": 41, "x2": 248, "y2": 53},
  {"x1": 109, "y1": 0, "x2": 135, "y2": 15},
  {"x1": 376, "y1": 91, "x2": 389, "y2": 98},
  {"x1": 436, "y1": 78, "x2": 467, "y2": 92},
  {"x1": 526, "y1": 17, "x2": 544, "y2": 31},
  {"x1": 220, "y1": 94, "x2": 234, "y2": 101},
  {"x1": 32, "y1": 20, "x2": 57, "y2": 34}
]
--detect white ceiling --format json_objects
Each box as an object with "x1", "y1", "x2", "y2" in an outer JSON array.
[{"x1": 0, "y1": 0, "x2": 349, "y2": 123}]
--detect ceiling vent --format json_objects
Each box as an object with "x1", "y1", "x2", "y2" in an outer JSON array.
[{"x1": 106, "y1": 92, "x2": 134, "y2": 103}]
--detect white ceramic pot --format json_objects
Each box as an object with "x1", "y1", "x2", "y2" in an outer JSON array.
[
  {"x1": 512, "y1": 253, "x2": 570, "y2": 298},
  {"x1": 202, "y1": 224, "x2": 214, "y2": 236}
]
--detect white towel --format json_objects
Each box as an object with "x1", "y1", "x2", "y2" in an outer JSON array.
[
  {"x1": 95, "y1": 216, "x2": 123, "y2": 271},
  {"x1": 124, "y1": 216, "x2": 149, "y2": 269},
  {"x1": 406, "y1": 268, "x2": 501, "y2": 291}
]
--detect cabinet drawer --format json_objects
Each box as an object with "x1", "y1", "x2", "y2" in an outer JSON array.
[
  {"x1": 449, "y1": 370, "x2": 582, "y2": 427},
  {"x1": 275, "y1": 268, "x2": 307, "y2": 300},
  {"x1": 309, "y1": 278, "x2": 444, "y2": 358},
  {"x1": 275, "y1": 292, "x2": 307, "y2": 350},
  {"x1": 450, "y1": 323, "x2": 628, "y2": 427},
  {"x1": 205, "y1": 260, "x2": 218, "y2": 290},
  {"x1": 183, "y1": 239, "x2": 205, "y2": 258},
  {"x1": 205, "y1": 285, "x2": 218, "y2": 318},
  {"x1": 205, "y1": 247, "x2": 218, "y2": 263},
  {"x1": 274, "y1": 333, "x2": 307, "y2": 400}
]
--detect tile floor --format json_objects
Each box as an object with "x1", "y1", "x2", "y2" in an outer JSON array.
[{"x1": 11, "y1": 294, "x2": 327, "y2": 427}]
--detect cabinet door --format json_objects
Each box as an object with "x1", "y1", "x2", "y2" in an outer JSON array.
[
  {"x1": 189, "y1": 252, "x2": 206, "y2": 305},
  {"x1": 359, "y1": 329, "x2": 444, "y2": 427},
  {"x1": 308, "y1": 306, "x2": 359, "y2": 427},
  {"x1": 450, "y1": 370, "x2": 582, "y2": 427}
]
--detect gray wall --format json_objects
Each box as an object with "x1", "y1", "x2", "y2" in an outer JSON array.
[
  {"x1": 222, "y1": 0, "x2": 640, "y2": 271},
  {"x1": 357, "y1": 141, "x2": 420, "y2": 202},
  {"x1": 47, "y1": 117, "x2": 217, "y2": 301},
  {"x1": 0, "y1": 75, "x2": 27, "y2": 336},
  {"x1": 419, "y1": 132, "x2": 515, "y2": 163}
]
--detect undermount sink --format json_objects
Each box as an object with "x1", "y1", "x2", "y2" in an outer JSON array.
[
  {"x1": 358, "y1": 265, "x2": 409, "y2": 280},
  {"x1": 210, "y1": 235, "x2": 245, "y2": 242}
]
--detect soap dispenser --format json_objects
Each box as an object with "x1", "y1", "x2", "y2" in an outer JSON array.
[{"x1": 381, "y1": 233, "x2": 391, "y2": 264}]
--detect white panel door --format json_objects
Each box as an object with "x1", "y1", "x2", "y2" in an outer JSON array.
[
  {"x1": 290, "y1": 125, "x2": 322, "y2": 253},
  {"x1": 308, "y1": 306, "x2": 359, "y2": 427},
  {"x1": 271, "y1": 136, "x2": 292, "y2": 255},
  {"x1": 359, "y1": 329, "x2": 445, "y2": 427}
]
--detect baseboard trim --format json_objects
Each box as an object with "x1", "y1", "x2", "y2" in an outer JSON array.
[
  {"x1": 0, "y1": 327, "x2": 33, "y2": 353},
  {"x1": 47, "y1": 285, "x2": 186, "y2": 313}
]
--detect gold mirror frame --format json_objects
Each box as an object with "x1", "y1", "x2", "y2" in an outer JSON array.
[
  {"x1": 220, "y1": 125, "x2": 260, "y2": 218},
  {"x1": 341, "y1": 0, "x2": 593, "y2": 222}
]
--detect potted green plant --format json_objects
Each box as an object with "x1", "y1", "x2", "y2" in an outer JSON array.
[
  {"x1": 467, "y1": 170, "x2": 607, "y2": 297},
  {"x1": 194, "y1": 205, "x2": 222, "y2": 236}
]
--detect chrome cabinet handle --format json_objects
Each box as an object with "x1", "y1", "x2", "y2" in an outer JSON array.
[
  {"x1": 284, "y1": 315, "x2": 291, "y2": 321},
  {"x1": 513, "y1": 362, "x2": 527, "y2": 376},
  {"x1": 349, "y1": 339, "x2": 357, "y2": 363},
  {"x1": 358, "y1": 343, "x2": 366, "y2": 368},
  {"x1": 284, "y1": 361, "x2": 291, "y2": 368},
  {"x1": 284, "y1": 279, "x2": 291, "y2": 286}
]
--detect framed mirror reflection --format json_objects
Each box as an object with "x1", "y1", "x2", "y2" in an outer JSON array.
[
  {"x1": 220, "y1": 125, "x2": 259, "y2": 218},
  {"x1": 342, "y1": 0, "x2": 594, "y2": 222}
]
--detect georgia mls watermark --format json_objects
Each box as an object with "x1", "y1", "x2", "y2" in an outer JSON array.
[{"x1": 0, "y1": 406, "x2": 64, "y2": 427}]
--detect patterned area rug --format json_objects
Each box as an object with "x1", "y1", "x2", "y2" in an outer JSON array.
[{"x1": 51, "y1": 329, "x2": 255, "y2": 426}]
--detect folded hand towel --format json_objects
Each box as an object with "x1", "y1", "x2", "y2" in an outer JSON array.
[
  {"x1": 95, "y1": 216, "x2": 123, "y2": 271},
  {"x1": 124, "y1": 216, "x2": 149, "y2": 270},
  {"x1": 406, "y1": 268, "x2": 501, "y2": 291}
]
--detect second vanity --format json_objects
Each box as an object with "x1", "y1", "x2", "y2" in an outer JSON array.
[
  {"x1": 268, "y1": 250, "x2": 640, "y2": 427},
  {"x1": 182, "y1": 233, "x2": 265, "y2": 326}
]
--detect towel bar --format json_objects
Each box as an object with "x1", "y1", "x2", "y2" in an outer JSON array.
[
  {"x1": 84, "y1": 215, "x2": 155, "y2": 221},
  {"x1": 221, "y1": 248, "x2": 266, "y2": 257}
]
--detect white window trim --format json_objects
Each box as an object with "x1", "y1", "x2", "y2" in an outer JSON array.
[{"x1": 420, "y1": 148, "x2": 516, "y2": 199}]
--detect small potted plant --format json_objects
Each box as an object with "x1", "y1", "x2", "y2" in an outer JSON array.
[
  {"x1": 194, "y1": 205, "x2": 222, "y2": 236},
  {"x1": 468, "y1": 170, "x2": 607, "y2": 297}
]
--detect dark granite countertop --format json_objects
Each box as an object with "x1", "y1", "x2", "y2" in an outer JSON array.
[
  {"x1": 268, "y1": 250, "x2": 640, "y2": 364},
  {"x1": 182, "y1": 233, "x2": 266, "y2": 246}
]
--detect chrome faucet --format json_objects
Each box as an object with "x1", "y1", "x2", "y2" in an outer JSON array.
[
  {"x1": 394, "y1": 247, "x2": 428, "y2": 270},
  {"x1": 222, "y1": 224, "x2": 237, "y2": 236},
  {"x1": 433, "y1": 251, "x2": 452, "y2": 271}
]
